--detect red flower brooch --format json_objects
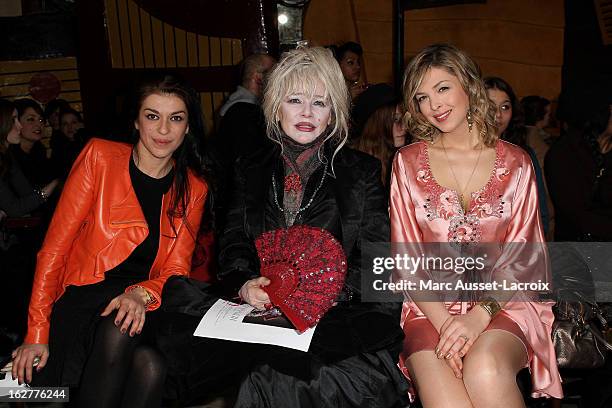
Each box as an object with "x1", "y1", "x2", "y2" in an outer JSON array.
[{"x1": 254, "y1": 225, "x2": 347, "y2": 332}]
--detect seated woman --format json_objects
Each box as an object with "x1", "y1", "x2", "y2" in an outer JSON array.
[
  {"x1": 390, "y1": 44, "x2": 562, "y2": 407},
  {"x1": 0, "y1": 99, "x2": 58, "y2": 218},
  {"x1": 11, "y1": 74, "x2": 209, "y2": 408},
  {"x1": 159, "y1": 46, "x2": 407, "y2": 408}
]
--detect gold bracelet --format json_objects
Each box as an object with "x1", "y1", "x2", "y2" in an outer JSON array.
[
  {"x1": 478, "y1": 297, "x2": 501, "y2": 317},
  {"x1": 132, "y1": 286, "x2": 155, "y2": 308}
]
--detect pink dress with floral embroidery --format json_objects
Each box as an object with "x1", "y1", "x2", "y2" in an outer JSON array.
[{"x1": 389, "y1": 140, "x2": 563, "y2": 399}]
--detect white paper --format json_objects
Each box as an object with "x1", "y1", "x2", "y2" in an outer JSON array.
[{"x1": 193, "y1": 299, "x2": 316, "y2": 352}]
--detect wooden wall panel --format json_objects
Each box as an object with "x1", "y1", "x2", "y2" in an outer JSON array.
[
  {"x1": 304, "y1": 0, "x2": 564, "y2": 100},
  {"x1": 103, "y1": 0, "x2": 243, "y2": 70},
  {"x1": 303, "y1": 0, "x2": 356, "y2": 46},
  {"x1": 0, "y1": 57, "x2": 82, "y2": 111}
]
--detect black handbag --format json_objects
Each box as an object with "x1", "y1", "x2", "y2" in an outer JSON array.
[{"x1": 552, "y1": 290, "x2": 612, "y2": 369}]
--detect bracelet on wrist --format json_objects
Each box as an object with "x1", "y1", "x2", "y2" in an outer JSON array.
[
  {"x1": 478, "y1": 296, "x2": 501, "y2": 318},
  {"x1": 131, "y1": 286, "x2": 155, "y2": 308}
]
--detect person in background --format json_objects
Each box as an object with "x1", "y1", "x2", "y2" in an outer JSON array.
[
  {"x1": 0, "y1": 99, "x2": 59, "y2": 340},
  {"x1": 334, "y1": 41, "x2": 367, "y2": 99},
  {"x1": 545, "y1": 95, "x2": 612, "y2": 241},
  {"x1": 484, "y1": 77, "x2": 553, "y2": 238},
  {"x1": 391, "y1": 44, "x2": 562, "y2": 407},
  {"x1": 216, "y1": 53, "x2": 276, "y2": 167},
  {"x1": 44, "y1": 99, "x2": 70, "y2": 138},
  {"x1": 11, "y1": 74, "x2": 209, "y2": 408},
  {"x1": 521, "y1": 95, "x2": 553, "y2": 173},
  {"x1": 50, "y1": 107, "x2": 86, "y2": 179},
  {"x1": 352, "y1": 83, "x2": 409, "y2": 187},
  {"x1": 12, "y1": 99, "x2": 55, "y2": 188},
  {"x1": 0, "y1": 99, "x2": 58, "y2": 218}
]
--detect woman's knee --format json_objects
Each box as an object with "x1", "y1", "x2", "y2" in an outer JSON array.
[
  {"x1": 132, "y1": 345, "x2": 167, "y2": 380},
  {"x1": 462, "y1": 349, "x2": 516, "y2": 390}
]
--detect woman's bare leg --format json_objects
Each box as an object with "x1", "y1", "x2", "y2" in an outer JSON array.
[
  {"x1": 462, "y1": 330, "x2": 528, "y2": 408},
  {"x1": 406, "y1": 350, "x2": 474, "y2": 408}
]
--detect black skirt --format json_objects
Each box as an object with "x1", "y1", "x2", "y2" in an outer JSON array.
[
  {"x1": 156, "y1": 277, "x2": 410, "y2": 407},
  {"x1": 31, "y1": 277, "x2": 147, "y2": 387}
]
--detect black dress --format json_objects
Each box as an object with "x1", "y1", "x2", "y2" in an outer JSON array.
[
  {"x1": 31, "y1": 157, "x2": 173, "y2": 387},
  {"x1": 157, "y1": 143, "x2": 409, "y2": 407}
]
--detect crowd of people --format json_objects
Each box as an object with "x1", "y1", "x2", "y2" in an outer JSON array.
[{"x1": 0, "y1": 40, "x2": 610, "y2": 408}]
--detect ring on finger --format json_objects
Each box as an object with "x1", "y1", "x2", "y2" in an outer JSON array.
[{"x1": 459, "y1": 334, "x2": 469, "y2": 342}]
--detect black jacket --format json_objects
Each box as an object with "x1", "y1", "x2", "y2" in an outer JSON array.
[
  {"x1": 545, "y1": 128, "x2": 612, "y2": 241},
  {"x1": 217, "y1": 142, "x2": 403, "y2": 359}
]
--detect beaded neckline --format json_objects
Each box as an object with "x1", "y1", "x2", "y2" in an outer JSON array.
[
  {"x1": 421, "y1": 141, "x2": 502, "y2": 215},
  {"x1": 271, "y1": 162, "x2": 328, "y2": 216}
]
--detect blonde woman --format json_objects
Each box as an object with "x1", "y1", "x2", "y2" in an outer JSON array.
[
  {"x1": 390, "y1": 44, "x2": 562, "y2": 407},
  {"x1": 157, "y1": 46, "x2": 408, "y2": 407}
]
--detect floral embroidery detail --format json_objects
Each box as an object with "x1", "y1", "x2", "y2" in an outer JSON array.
[
  {"x1": 417, "y1": 142, "x2": 509, "y2": 244},
  {"x1": 448, "y1": 214, "x2": 481, "y2": 243}
]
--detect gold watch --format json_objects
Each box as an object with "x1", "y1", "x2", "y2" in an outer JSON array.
[{"x1": 478, "y1": 297, "x2": 501, "y2": 317}]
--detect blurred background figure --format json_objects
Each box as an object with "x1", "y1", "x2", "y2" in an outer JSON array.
[
  {"x1": 484, "y1": 76, "x2": 553, "y2": 237},
  {"x1": 546, "y1": 95, "x2": 612, "y2": 241},
  {"x1": 0, "y1": 98, "x2": 59, "y2": 347},
  {"x1": 44, "y1": 98, "x2": 70, "y2": 141},
  {"x1": 333, "y1": 41, "x2": 367, "y2": 99},
  {"x1": 521, "y1": 95, "x2": 554, "y2": 169},
  {"x1": 217, "y1": 53, "x2": 276, "y2": 170},
  {"x1": 50, "y1": 107, "x2": 87, "y2": 180},
  {"x1": 352, "y1": 83, "x2": 409, "y2": 187},
  {"x1": 12, "y1": 99, "x2": 55, "y2": 188}
]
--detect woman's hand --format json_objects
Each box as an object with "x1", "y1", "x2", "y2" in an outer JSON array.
[
  {"x1": 435, "y1": 307, "x2": 491, "y2": 360},
  {"x1": 444, "y1": 352, "x2": 464, "y2": 379},
  {"x1": 100, "y1": 289, "x2": 148, "y2": 337},
  {"x1": 11, "y1": 343, "x2": 49, "y2": 384},
  {"x1": 239, "y1": 277, "x2": 271, "y2": 310}
]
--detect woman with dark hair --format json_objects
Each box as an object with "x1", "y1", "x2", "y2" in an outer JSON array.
[
  {"x1": 0, "y1": 99, "x2": 58, "y2": 218},
  {"x1": 11, "y1": 74, "x2": 209, "y2": 408},
  {"x1": 334, "y1": 41, "x2": 367, "y2": 98},
  {"x1": 484, "y1": 76, "x2": 552, "y2": 237},
  {"x1": 11, "y1": 99, "x2": 56, "y2": 187}
]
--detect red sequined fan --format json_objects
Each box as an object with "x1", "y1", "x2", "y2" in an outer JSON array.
[{"x1": 254, "y1": 225, "x2": 347, "y2": 333}]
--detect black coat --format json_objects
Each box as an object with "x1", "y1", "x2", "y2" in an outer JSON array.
[{"x1": 217, "y1": 142, "x2": 404, "y2": 359}]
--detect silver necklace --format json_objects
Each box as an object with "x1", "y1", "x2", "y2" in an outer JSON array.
[{"x1": 271, "y1": 162, "x2": 328, "y2": 216}]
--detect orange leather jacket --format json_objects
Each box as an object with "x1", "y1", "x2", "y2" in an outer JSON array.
[{"x1": 25, "y1": 138, "x2": 208, "y2": 344}]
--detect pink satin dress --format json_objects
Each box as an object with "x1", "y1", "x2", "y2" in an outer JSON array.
[{"x1": 389, "y1": 140, "x2": 563, "y2": 399}]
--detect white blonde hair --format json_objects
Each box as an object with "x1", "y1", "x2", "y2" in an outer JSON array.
[{"x1": 262, "y1": 46, "x2": 350, "y2": 166}]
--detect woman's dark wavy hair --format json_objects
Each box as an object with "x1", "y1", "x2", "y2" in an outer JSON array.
[
  {"x1": 484, "y1": 76, "x2": 527, "y2": 148},
  {"x1": 0, "y1": 99, "x2": 17, "y2": 177},
  {"x1": 14, "y1": 98, "x2": 44, "y2": 119},
  {"x1": 129, "y1": 73, "x2": 211, "y2": 236},
  {"x1": 334, "y1": 41, "x2": 363, "y2": 62}
]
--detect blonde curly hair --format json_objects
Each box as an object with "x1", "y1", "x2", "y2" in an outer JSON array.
[{"x1": 401, "y1": 43, "x2": 498, "y2": 147}]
